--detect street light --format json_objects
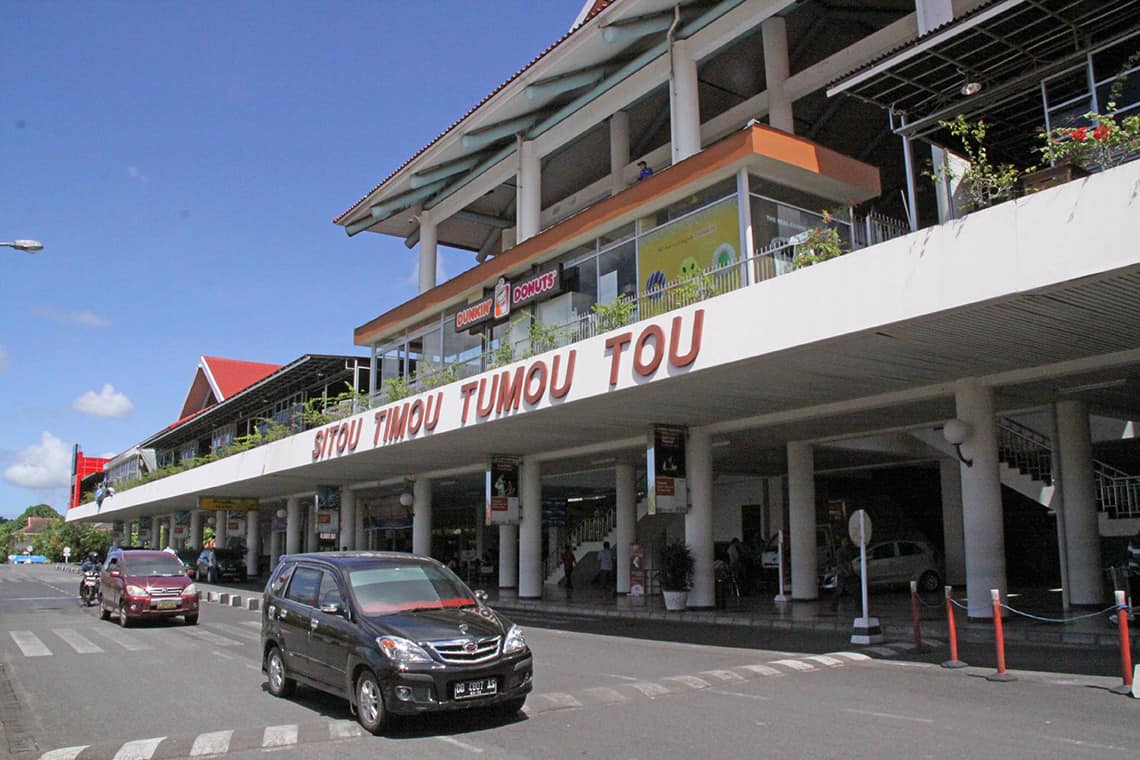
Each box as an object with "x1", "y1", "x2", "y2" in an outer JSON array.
[{"x1": 1, "y1": 240, "x2": 44, "y2": 253}]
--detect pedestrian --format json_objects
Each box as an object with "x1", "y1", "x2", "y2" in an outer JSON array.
[
  {"x1": 637, "y1": 160, "x2": 653, "y2": 180},
  {"x1": 561, "y1": 545, "x2": 576, "y2": 593},
  {"x1": 727, "y1": 537, "x2": 748, "y2": 594},
  {"x1": 831, "y1": 537, "x2": 856, "y2": 611},
  {"x1": 597, "y1": 541, "x2": 614, "y2": 594}
]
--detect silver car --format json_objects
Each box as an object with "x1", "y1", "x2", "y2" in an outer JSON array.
[{"x1": 852, "y1": 539, "x2": 942, "y2": 592}]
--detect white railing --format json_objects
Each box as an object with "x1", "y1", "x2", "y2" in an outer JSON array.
[{"x1": 853, "y1": 211, "x2": 911, "y2": 249}]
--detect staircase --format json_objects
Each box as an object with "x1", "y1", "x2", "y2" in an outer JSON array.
[
  {"x1": 913, "y1": 419, "x2": 1140, "y2": 535},
  {"x1": 543, "y1": 507, "x2": 617, "y2": 586}
]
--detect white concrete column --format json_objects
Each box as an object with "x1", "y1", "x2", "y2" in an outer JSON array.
[
  {"x1": 246, "y1": 509, "x2": 260, "y2": 577},
  {"x1": 609, "y1": 111, "x2": 630, "y2": 194},
  {"x1": 669, "y1": 37, "x2": 701, "y2": 163},
  {"x1": 787, "y1": 442, "x2": 818, "y2": 600},
  {"x1": 339, "y1": 488, "x2": 356, "y2": 551},
  {"x1": 354, "y1": 503, "x2": 366, "y2": 553},
  {"x1": 518, "y1": 459, "x2": 543, "y2": 599},
  {"x1": 475, "y1": 504, "x2": 486, "y2": 562},
  {"x1": 1056, "y1": 400, "x2": 1103, "y2": 605},
  {"x1": 761, "y1": 17, "x2": 794, "y2": 134},
  {"x1": 306, "y1": 502, "x2": 318, "y2": 552},
  {"x1": 517, "y1": 140, "x2": 541, "y2": 243},
  {"x1": 418, "y1": 208, "x2": 437, "y2": 294},
  {"x1": 270, "y1": 526, "x2": 282, "y2": 570},
  {"x1": 615, "y1": 463, "x2": 636, "y2": 594},
  {"x1": 168, "y1": 515, "x2": 177, "y2": 549},
  {"x1": 955, "y1": 379, "x2": 1007, "y2": 618},
  {"x1": 499, "y1": 525, "x2": 518, "y2": 590},
  {"x1": 413, "y1": 479, "x2": 433, "y2": 556},
  {"x1": 285, "y1": 496, "x2": 302, "y2": 555},
  {"x1": 940, "y1": 458, "x2": 966, "y2": 586},
  {"x1": 190, "y1": 510, "x2": 202, "y2": 550},
  {"x1": 685, "y1": 428, "x2": 715, "y2": 609},
  {"x1": 1048, "y1": 407, "x2": 1070, "y2": 609}
]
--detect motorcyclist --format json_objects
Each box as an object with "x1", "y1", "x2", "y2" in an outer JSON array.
[{"x1": 80, "y1": 551, "x2": 101, "y2": 573}]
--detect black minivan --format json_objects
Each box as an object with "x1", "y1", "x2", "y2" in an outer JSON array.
[{"x1": 260, "y1": 552, "x2": 533, "y2": 734}]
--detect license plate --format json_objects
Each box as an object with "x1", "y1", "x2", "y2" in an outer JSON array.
[
  {"x1": 452, "y1": 678, "x2": 497, "y2": 700},
  {"x1": 155, "y1": 600, "x2": 178, "y2": 610}
]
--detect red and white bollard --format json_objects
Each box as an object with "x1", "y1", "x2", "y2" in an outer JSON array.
[
  {"x1": 941, "y1": 586, "x2": 967, "y2": 669},
  {"x1": 985, "y1": 588, "x2": 1016, "y2": 682},
  {"x1": 1111, "y1": 589, "x2": 1134, "y2": 696}
]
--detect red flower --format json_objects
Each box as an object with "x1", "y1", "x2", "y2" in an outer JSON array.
[
  {"x1": 1092, "y1": 124, "x2": 1111, "y2": 140},
  {"x1": 1071, "y1": 127, "x2": 1088, "y2": 141}
]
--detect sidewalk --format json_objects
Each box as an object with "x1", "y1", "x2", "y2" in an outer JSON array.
[{"x1": 477, "y1": 582, "x2": 1134, "y2": 651}]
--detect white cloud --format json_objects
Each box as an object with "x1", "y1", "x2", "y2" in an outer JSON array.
[
  {"x1": 127, "y1": 165, "x2": 150, "y2": 184},
  {"x1": 3, "y1": 432, "x2": 73, "y2": 489},
  {"x1": 0, "y1": 344, "x2": 7, "y2": 371},
  {"x1": 73, "y1": 384, "x2": 134, "y2": 418},
  {"x1": 32, "y1": 306, "x2": 111, "y2": 327}
]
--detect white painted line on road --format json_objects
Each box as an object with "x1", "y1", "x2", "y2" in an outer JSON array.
[
  {"x1": 206, "y1": 622, "x2": 259, "y2": 640},
  {"x1": 700, "y1": 669, "x2": 745, "y2": 682},
  {"x1": 4, "y1": 596, "x2": 79, "y2": 601},
  {"x1": 662, "y1": 675, "x2": 709, "y2": 690},
  {"x1": 581, "y1": 686, "x2": 627, "y2": 704},
  {"x1": 709, "y1": 689, "x2": 772, "y2": 701},
  {"x1": 111, "y1": 736, "x2": 165, "y2": 759},
  {"x1": 831, "y1": 651, "x2": 871, "y2": 662},
  {"x1": 241, "y1": 621, "x2": 261, "y2": 628},
  {"x1": 629, "y1": 681, "x2": 671, "y2": 697},
  {"x1": 864, "y1": 646, "x2": 896, "y2": 656},
  {"x1": 1048, "y1": 736, "x2": 1129, "y2": 753},
  {"x1": 770, "y1": 658, "x2": 815, "y2": 671},
  {"x1": 54, "y1": 628, "x2": 103, "y2": 654},
  {"x1": 328, "y1": 720, "x2": 364, "y2": 740},
  {"x1": 10, "y1": 630, "x2": 51, "y2": 657},
  {"x1": 90, "y1": 629, "x2": 151, "y2": 652},
  {"x1": 39, "y1": 746, "x2": 88, "y2": 760},
  {"x1": 738, "y1": 664, "x2": 781, "y2": 677},
  {"x1": 262, "y1": 724, "x2": 298, "y2": 748},
  {"x1": 178, "y1": 627, "x2": 243, "y2": 647},
  {"x1": 805, "y1": 655, "x2": 843, "y2": 667},
  {"x1": 190, "y1": 729, "x2": 233, "y2": 757},
  {"x1": 845, "y1": 708, "x2": 933, "y2": 724},
  {"x1": 540, "y1": 692, "x2": 583, "y2": 709},
  {"x1": 436, "y1": 735, "x2": 484, "y2": 753}
]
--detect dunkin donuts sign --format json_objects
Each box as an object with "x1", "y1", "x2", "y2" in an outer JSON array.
[{"x1": 454, "y1": 266, "x2": 563, "y2": 332}]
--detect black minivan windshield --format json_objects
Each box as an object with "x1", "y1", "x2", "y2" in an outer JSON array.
[{"x1": 349, "y1": 563, "x2": 475, "y2": 616}]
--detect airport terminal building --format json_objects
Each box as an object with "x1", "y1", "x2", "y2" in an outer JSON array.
[{"x1": 70, "y1": 0, "x2": 1140, "y2": 619}]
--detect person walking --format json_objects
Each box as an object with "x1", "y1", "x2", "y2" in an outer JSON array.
[
  {"x1": 597, "y1": 541, "x2": 615, "y2": 595},
  {"x1": 561, "y1": 545, "x2": 576, "y2": 594}
]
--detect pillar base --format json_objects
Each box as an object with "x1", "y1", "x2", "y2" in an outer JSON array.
[
  {"x1": 985, "y1": 671, "x2": 1016, "y2": 682},
  {"x1": 940, "y1": 659, "x2": 969, "y2": 669},
  {"x1": 850, "y1": 617, "x2": 883, "y2": 645}
]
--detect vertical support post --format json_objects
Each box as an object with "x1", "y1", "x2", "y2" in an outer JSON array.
[
  {"x1": 413, "y1": 479, "x2": 433, "y2": 556},
  {"x1": 942, "y1": 586, "x2": 968, "y2": 668},
  {"x1": 669, "y1": 37, "x2": 701, "y2": 162},
  {"x1": 517, "y1": 139, "x2": 541, "y2": 243},
  {"x1": 609, "y1": 111, "x2": 630, "y2": 195},
  {"x1": 615, "y1": 463, "x2": 636, "y2": 595},
  {"x1": 985, "y1": 589, "x2": 1016, "y2": 681},
  {"x1": 518, "y1": 458, "x2": 543, "y2": 599},
  {"x1": 246, "y1": 508, "x2": 260, "y2": 578},
  {"x1": 418, "y1": 208, "x2": 437, "y2": 294},
  {"x1": 736, "y1": 167, "x2": 754, "y2": 286},
  {"x1": 285, "y1": 497, "x2": 301, "y2": 556},
  {"x1": 774, "y1": 529, "x2": 788, "y2": 602},
  {"x1": 339, "y1": 488, "x2": 356, "y2": 551},
  {"x1": 1111, "y1": 589, "x2": 1134, "y2": 695},
  {"x1": 684, "y1": 428, "x2": 715, "y2": 609},
  {"x1": 761, "y1": 16, "x2": 793, "y2": 133}
]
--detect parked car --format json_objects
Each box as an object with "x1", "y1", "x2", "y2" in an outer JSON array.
[
  {"x1": 825, "y1": 539, "x2": 942, "y2": 593},
  {"x1": 760, "y1": 524, "x2": 836, "y2": 570},
  {"x1": 99, "y1": 547, "x2": 200, "y2": 626},
  {"x1": 197, "y1": 548, "x2": 247, "y2": 583},
  {"x1": 261, "y1": 551, "x2": 533, "y2": 734}
]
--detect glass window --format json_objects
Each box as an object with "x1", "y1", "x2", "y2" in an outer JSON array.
[
  {"x1": 121, "y1": 553, "x2": 185, "y2": 576},
  {"x1": 748, "y1": 176, "x2": 838, "y2": 218},
  {"x1": 269, "y1": 563, "x2": 295, "y2": 596},
  {"x1": 897, "y1": 542, "x2": 923, "y2": 557},
  {"x1": 349, "y1": 562, "x2": 474, "y2": 617},
  {"x1": 285, "y1": 566, "x2": 322, "y2": 607},
  {"x1": 870, "y1": 543, "x2": 896, "y2": 561},
  {"x1": 317, "y1": 572, "x2": 343, "y2": 608},
  {"x1": 598, "y1": 239, "x2": 637, "y2": 304}
]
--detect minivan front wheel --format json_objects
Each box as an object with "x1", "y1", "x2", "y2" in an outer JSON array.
[
  {"x1": 118, "y1": 601, "x2": 133, "y2": 628},
  {"x1": 918, "y1": 570, "x2": 941, "y2": 593},
  {"x1": 266, "y1": 646, "x2": 296, "y2": 697},
  {"x1": 355, "y1": 670, "x2": 388, "y2": 735}
]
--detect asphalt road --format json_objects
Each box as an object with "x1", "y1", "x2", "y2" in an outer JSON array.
[{"x1": 2, "y1": 564, "x2": 1136, "y2": 760}]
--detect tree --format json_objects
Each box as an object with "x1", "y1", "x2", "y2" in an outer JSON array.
[{"x1": 21, "y1": 504, "x2": 62, "y2": 520}]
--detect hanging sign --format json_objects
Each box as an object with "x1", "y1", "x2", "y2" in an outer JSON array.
[
  {"x1": 647, "y1": 425, "x2": 688, "y2": 514},
  {"x1": 198, "y1": 497, "x2": 258, "y2": 511},
  {"x1": 316, "y1": 485, "x2": 340, "y2": 534},
  {"x1": 486, "y1": 456, "x2": 520, "y2": 525},
  {"x1": 629, "y1": 544, "x2": 645, "y2": 596},
  {"x1": 226, "y1": 511, "x2": 246, "y2": 537}
]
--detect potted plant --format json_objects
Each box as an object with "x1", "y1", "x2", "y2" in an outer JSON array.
[{"x1": 657, "y1": 541, "x2": 694, "y2": 611}]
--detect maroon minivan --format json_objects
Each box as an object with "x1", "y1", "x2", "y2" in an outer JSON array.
[{"x1": 99, "y1": 548, "x2": 200, "y2": 626}]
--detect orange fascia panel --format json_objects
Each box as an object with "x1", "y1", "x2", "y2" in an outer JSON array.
[{"x1": 354, "y1": 125, "x2": 879, "y2": 346}]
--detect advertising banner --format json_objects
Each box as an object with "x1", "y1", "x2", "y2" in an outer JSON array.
[
  {"x1": 174, "y1": 510, "x2": 190, "y2": 525},
  {"x1": 197, "y1": 496, "x2": 258, "y2": 511},
  {"x1": 541, "y1": 499, "x2": 567, "y2": 528},
  {"x1": 362, "y1": 497, "x2": 413, "y2": 531},
  {"x1": 629, "y1": 544, "x2": 645, "y2": 596},
  {"x1": 647, "y1": 425, "x2": 688, "y2": 514},
  {"x1": 315, "y1": 484, "x2": 341, "y2": 536},
  {"x1": 226, "y1": 511, "x2": 245, "y2": 537},
  {"x1": 636, "y1": 196, "x2": 738, "y2": 294},
  {"x1": 486, "y1": 456, "x2": 520, "y2": 525}
]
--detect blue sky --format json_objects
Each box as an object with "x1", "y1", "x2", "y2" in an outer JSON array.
[{"x1": 1, "y1": 1, "x2": 578, "y2": 519}]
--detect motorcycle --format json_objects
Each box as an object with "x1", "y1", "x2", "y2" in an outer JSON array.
[{"x1": 79, "y1": 570, "x2": 101, "y2": 607}]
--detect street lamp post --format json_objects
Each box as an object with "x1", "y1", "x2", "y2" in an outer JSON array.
[{"x1": 1, "y1": 240, "x2": 44, "y2": 253}]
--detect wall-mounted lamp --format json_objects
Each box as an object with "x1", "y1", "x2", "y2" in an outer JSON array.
[
  {"x1": 399, "y1": 490, "x2": 414, "y2": 508},
  {"x1": 207, "y1": 515, "x2": 216, "y2": 526},
  {"x1": 942, "y1": 419, "x2": 973, "y2": 467},
  {"x1": 275, "y1": 509, "x2": 287, "y2": 519},
  {"x1": 960, "y1": 80, "x2": 983, "y2": 96}
]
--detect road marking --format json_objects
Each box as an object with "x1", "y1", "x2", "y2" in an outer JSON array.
[
  {"x1": 662, "y1": 674, "x2": 709, "y2": 690},
  {"x1": 190, "y1": 730, "x2": 233, "y2": 757},
  {"x1": 90, "y1": 628, "x2": 151, "y2": 652},
  {"x1": 54, "y1": 628, "x2": 103, "y2": 654},
  {"x1": 328, "y1": 721, "x2": 364, "y2": 739},
  {"x1": 10, "y1": 630, "x2": 51, "y2": 657},
  {"x1": 4, "y1": 596, "x2": 80, "y2": 601},
  {"x1": 629, "y1": 681, "x2": 671, "y2": 697},
  {"x1": 262, "y1": 724, "x2": 298, "y2": 747},
  {"x1": 845, "y1": 708, "x2": 934, "y2": 724},
  {"x1": 436, "y1": 736, "x2": 484, "y2": 753},
  {"x1": 831, "y1": 651, "x2": 871, "y2": 662},
  {"x1": 709, "y1": 689, "x2": 772, "y2": 701},
  {"x1": 738, "y1": 664, "x2": 781, "y2": 677},
  {"x1": 178, "y1": 627, "x2": 243, "y2": 647},
  {"x1": 581, "y1": 686, "x2": 627, "y2": 704},
  {"x1": 39, "y1": 747, "x2": 87, "y2": 760},
  {"x1": 700, "y1": 669, "x2": 745, "y2": 682},
  {"x1": 206, "y1": 622, "x2": 259, "y2": 640},
  {"x1": 241, "y1": 621, "x2": 262, "y2": 629},
  {"x1": 805, "y1": 655, "x2": 843, "y2": 667},
  {"x1": 1048, "y1": 736, "x2": 1128, "y2": 753},
  {"x1": 540, "y1": 692, "x2": 582, "y2": 709},
  {"x1": 111, "y1": 736, "x2": 165, "y2": 759},
  {"x1": 770, "y1": 658, "x2": 815, "y2": 671}
]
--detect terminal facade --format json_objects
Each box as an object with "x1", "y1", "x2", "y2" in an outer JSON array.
[{"x1": 71, "y1": 0, "x2": 1140, "y2": 618}]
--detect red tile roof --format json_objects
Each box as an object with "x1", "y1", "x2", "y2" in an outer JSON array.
[{"x1": 179, "y1": 356, "x2": 282, "y2": 420}]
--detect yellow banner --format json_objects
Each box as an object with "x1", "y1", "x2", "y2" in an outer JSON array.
[
  {"x1": 637, "y1": 196, "x2": 739, "y2": 292},
  {"x1": 197, "y1": 496, "x2": 259, "y2": 511}
]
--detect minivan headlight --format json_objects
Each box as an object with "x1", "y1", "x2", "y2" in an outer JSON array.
[
  {"x1": 376, "y1": 636, "x2": 434, "y2": 666},
  {"x1": 182, "y1": 583, "x2": 199, "y2": 596},
  {"x1": 125, "y1": 584, "x2": 148, "y2": 597},
  {"x1": 503, "y1": 624, "x2": 527, "y2": 654}
]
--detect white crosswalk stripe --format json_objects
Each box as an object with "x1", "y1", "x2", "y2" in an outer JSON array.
[
  {"x1": 581, "y1": 686, "x2": 627, "y2": 704},
  {"x1": 177, "y1": 627, "x2": 243, "y2": 647},
  {"x1": 327, "y1": 721, "x2": 364, "y2": 740},
  {"x1": 54, "y1": 628, "x2": 104, "y2": 654},
  {"x1": 111, "y1": 736, "x2": 164, "y2": 760},
  {"x1": 10, "y1": 630, "x2": 52, "y2": 656},
  {"x1": 262, "y1": 724, "x2": 298, "y2": 748},
  {"x1": 189, "y1": 729, "x2": 233, "y2": 756},
  {"x1": 88, "y1": 628, "x2": 152, "y2": 652},
  {"x1": 770, "y1": 658, "x2": 815, "y2": 671},
  {"x1": 39, "y1": 746, "x2": 87, "y2": 760},
  {"x1": 205, "y1": 622, "x2": 259, "y2": 641}
]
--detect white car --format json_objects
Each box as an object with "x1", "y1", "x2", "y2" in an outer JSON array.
[{"x1": 848, "y1": 539, "x2": 942, "y2": 593}]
